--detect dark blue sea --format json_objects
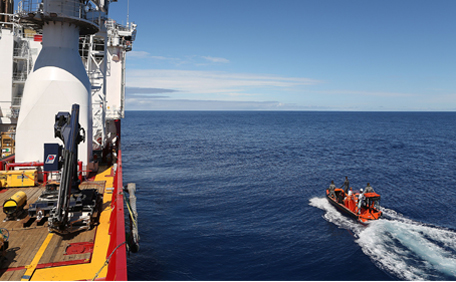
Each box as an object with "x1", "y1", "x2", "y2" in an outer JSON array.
[{"x1": 122, "y1": 111, "x2": 456, "y2": 281}]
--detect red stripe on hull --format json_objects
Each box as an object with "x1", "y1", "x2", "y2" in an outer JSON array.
[{"x1": 106, "y1": 119, "x2": 128, "y2": 281}]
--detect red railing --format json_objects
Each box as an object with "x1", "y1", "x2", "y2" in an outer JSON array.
[
  {"x1": 5, "y1": 161, "x2": 43, "y2": 170},
  {"x1": 0, "y1": 155, "x2": 15, "y2": 170}
]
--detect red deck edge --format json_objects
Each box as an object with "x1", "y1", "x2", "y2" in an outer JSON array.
[{"x1": 105, "y1": 119, "x2": 127, "y2": 281}]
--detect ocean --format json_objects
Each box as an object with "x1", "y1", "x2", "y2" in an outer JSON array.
[{"x1": 122, "y1": 111, "x2": 456, "y2": 281}]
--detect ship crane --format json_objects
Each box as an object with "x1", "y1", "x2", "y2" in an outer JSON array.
[
  {"x1": 49, "y1": 104, "x2": 85, "y2": 232},
  {"x1": 29, "y1": 104, "x2": 101, "y2": 234}
]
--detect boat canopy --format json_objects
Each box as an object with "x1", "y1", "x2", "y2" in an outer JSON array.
[{"x1": 364, "y1": 192, "x2": 381, "y2": 201}]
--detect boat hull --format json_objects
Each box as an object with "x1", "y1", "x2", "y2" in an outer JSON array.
[
  {"x1": 326, "y1": 189, "x2": 382, "y2": 223},
  {"x1": 326, "y1": 190, "x2": 361, "y2": 221}
]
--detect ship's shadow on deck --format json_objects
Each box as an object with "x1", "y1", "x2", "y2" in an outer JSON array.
[{"x1": 0, "y1": 247, "x2": 19, "y2": 278}]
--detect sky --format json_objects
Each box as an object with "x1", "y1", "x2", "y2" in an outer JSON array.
[{"x1": 109, "y1": 0, "x2": 456, "y2": 111}]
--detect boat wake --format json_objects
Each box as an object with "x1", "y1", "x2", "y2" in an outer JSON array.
[{"x1": 309, "y1": 197, "x2": 456, "y2": 280}]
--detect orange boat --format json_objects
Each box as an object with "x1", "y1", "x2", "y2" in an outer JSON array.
[{"x1": 326, "y1": 187, "x2": 382, "y2": 223}]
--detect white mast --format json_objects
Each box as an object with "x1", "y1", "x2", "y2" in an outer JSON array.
[{"x1": 127, "y1": 0, "x2": 130, "y2": 27}]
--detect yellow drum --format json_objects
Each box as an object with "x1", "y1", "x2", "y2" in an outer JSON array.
[{"x1": 3, "y1": 191, "x2": 27, "y2": 219}]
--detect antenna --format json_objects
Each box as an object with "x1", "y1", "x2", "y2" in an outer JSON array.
[{"x1": 126, "y1": 0, "x2": 130, "y2": 27}]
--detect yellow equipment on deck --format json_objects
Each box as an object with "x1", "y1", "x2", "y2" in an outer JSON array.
[
  {"x1": 3, "y1": 191, "x2": 27, "y2": 221},
  {"x1": 6, "y1": 170, "x2": 37, "y2": 187},
  {"x1": 1, "y1": 129, "x2": 15, "y2": 158},
  {"x1": 0, "y1": 171, "x2": 6, "y2": 188}
]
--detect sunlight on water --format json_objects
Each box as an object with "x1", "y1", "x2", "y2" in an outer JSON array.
[{"x1": 309, "y1": 197, "x2": 456, "y2": 280}]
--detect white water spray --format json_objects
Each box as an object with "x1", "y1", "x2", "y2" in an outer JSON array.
[{"x1": 309, "y1": 197, "x2": 456, "y2": 280}]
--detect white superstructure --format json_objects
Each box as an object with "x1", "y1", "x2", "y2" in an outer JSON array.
[
  {"x1": 15, "y1": 0, "x2": 98, "y2": 165},
  {"x1": 0, "y1": 10, "x2": 41, "y2": 130},
  {"x1": 0, "y1": 0, "x2": 136, "y2": 167},
  {"x1": 80, "y1": 17, "x2": 136, "y2": 150}
]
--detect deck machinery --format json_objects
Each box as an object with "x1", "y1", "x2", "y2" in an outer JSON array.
[
  {"x1": 0, "y1": 0, "x2": 138, "y2": 279},
  {"x1": 29, "y1": 104, "x2": 101, "y2": 234}
]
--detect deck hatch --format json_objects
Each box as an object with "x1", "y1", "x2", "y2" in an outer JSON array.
[{"x1": 64, "y1": 242, "x2": 94, "y2": 255}]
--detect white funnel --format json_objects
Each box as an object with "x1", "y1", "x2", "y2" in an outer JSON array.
[{"x1": 15, "y1": 21, "x2": 93, "y2": 164}]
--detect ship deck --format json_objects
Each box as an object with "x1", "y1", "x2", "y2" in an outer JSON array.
[{"x1": 0, "y1": 165, "x2": 120, "y2": 281}]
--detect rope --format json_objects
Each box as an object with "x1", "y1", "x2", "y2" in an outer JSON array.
[
  {"x1": 91, "y1": 241, "x2": 126, "y2": 281},
  {"x1": 91, "y1": 188, "x2": 139, "y2": 280},
  {"x1": 124, "y1": 197, "x2": 137, "y2": 230}
]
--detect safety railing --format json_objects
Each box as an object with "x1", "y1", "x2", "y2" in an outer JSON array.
[
  {"x1": 0, "y1": 13, "x2": 23, "y2": 36},
  {"x1": 12, "y1": 72, "x2": 27, "y2": 82},
  {"x1": 12, "y1": 97, "x2": 22, "y2": 107},
  {"x1": 19, "y1": 0, "x2": 43, "y2": 14},
  {"x1": 19, "y1": 0, "x2": 85, "y2": 19}
]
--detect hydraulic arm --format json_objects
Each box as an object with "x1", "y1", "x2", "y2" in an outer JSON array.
[
  {"x1": 49, "y1": 104, "x2": 85, "y2": 232},
  {"x1": 29, "y1": 104, "x2": 101, "y2": 234}
]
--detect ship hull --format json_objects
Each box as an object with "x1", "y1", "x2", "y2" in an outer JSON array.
[{"x1": 105, "y1": 119, "x2": 128, "y2": 280}]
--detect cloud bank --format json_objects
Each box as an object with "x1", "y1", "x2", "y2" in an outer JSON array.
[
  {"x1": 127, "y1": 69, "x2": 321, "y2": 95},
  {"x1": 126, "y1": 87, "x2": 178, "y2": 94},
  {"x1": 127, "y1": 52, "x2": 230, "y2": 66},
  {"x1": 125, "y1": 98, "x2": 319, "y2": 111}
]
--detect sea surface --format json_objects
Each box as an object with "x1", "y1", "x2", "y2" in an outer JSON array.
[{"x1": 122, "y1": 111, "x2": 456, "y2": 281}]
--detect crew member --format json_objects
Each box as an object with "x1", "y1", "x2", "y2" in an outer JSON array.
[
  {"x1": 338, "y1": 191, "x2": 345, "y2": 204},
  {"x1": 365, "y1": 183, "x2": 375, "y2": 193},
  {"x1": 341, "y1": 176, "x2": 349, "y2": 193},
  {"x1": 328, "y1": 180, "x2": 336, "y2": 198},
  {"x1": 357, "y1": 188, "x2": 365, "y2": 214}
]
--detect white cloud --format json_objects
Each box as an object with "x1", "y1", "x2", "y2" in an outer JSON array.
[
  {"x1": 150, "y1": 55, "x2": 172, "y2": 60},
  {"x1": 127, "y1": 51, "x2": 151, "y2": 58},
  {"x1": 127, "y1": 69, "x2": 322, "y2": 95},
  {"x1": 126, "y1": 87, "x2": 178, "y2": 94},
  {"x1": 126, "y1": 98, "x2": 300, "y2": 110},
  {"x1": 312, "y1": 90, "x2": 414, "y2": 97},
  {"x1": 227, "y1": 93, "x2": 259, "y2": 97},
  {"x1": 126, "y1": 52, "x2": 231, "y2": 66},
  {"x1": 127, "y1": 51, "x2": 174, "y2": 61},
  {"x1": 201, "y1": 56, "x2": 230, "y2": 63}
]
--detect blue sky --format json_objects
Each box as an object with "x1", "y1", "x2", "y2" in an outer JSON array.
[{"x1": 109, "y1": 0, "x2": 456, "y2": 111}]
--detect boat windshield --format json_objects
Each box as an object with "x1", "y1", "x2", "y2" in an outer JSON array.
[
  {"x1": 365, "y1": 196, "x2": 381, "y2": 209},
  {"x1": 373, "y1": 199, "x2": 381, "y2": 209}
]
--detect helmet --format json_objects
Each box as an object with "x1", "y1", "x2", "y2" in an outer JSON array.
[{"x1": 360, "y1": 188, "x2": 364, "y2": 192}]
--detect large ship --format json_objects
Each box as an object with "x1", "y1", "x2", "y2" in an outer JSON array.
[{"x1": 0, "y1": 0, "x2": 138, "y2": 280}]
